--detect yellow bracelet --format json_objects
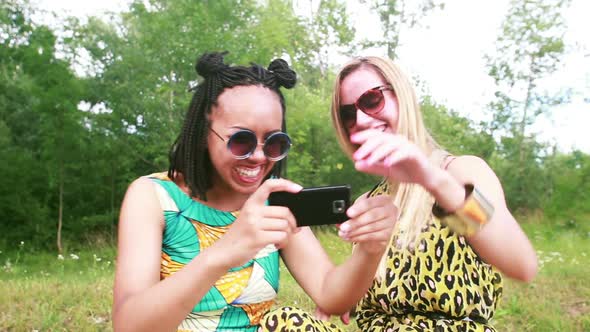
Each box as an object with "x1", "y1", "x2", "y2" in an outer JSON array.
[{"x1": 432, "y1": 184, "x2": 494, "y2": 236}]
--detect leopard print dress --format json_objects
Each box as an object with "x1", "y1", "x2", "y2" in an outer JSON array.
[
  {"x1": 355, "y1": 180, "x2": 503, "y2": 332},
  {"x1": 260, "y1": 307, "x2": 341, "y2": 332}
]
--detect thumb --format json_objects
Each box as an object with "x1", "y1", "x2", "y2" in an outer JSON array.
[{"x1": 246, "y1": 178, "x2": 302, "y2": 206}]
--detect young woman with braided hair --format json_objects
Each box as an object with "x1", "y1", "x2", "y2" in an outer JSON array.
[
  {"x1": 315, "y1": 56, "x2": 538, "y2": 331},
  {"x1": 112, "y1": 52, "x2": 396, "y2": 332}
]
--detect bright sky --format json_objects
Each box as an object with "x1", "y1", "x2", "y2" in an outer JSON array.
[{"x1": 34, "y1": 0, "x2": 590, "y2": 153}]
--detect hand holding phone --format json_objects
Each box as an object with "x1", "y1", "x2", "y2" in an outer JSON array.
[{"x1": 268, "y1": 185, "x2": 351, "y2": 227}]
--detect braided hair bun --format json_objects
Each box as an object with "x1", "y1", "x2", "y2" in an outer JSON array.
[
  {"x1": 268, "y1": 59, "x2": 296, "y2": 89},
  {"x1": 195, "y1": 52, "x2": 228, "y2": 78}
]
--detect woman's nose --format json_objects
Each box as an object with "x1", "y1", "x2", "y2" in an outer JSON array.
[
  {"x1": 248, "y1": 143, "x2": 267, "y2": 161},
  {"x1": 354, "y1": 109, "x2": 374, "y2": 129}
]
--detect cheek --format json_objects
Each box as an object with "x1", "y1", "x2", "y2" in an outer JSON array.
[
  {"x1": 208, "y1": 141, "x2": 231, "y2": 165},
  {"x1": 383, "y1": 97, "x2": 400, "y2": 130},
  {"x1": 384, "y1": 109, "x2": 398, "y2": 131}
]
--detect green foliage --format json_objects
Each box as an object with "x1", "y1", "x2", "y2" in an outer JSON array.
[
  {"x1": 491, "y1": 132, "x2": 550, "y2": 210},
  {"x1": 0, "y1": 0, "x2": 587, "y2": 256},
  {"x1": 542, "y1": 150, "x2": 590, "y2": 220},
  {"x1": 360, "y1": 0, "x2": 444, "y2": 59},
  {"x1": 484, "y1": 0, "x2": 572, "y2": 211},
  {"x1": 0, "y1": 0, "x2": 377, "y2": 250},
  {"x1": 421, "y1": 96, "x2": 495, "y2": 159},
  {"x1": 0, "y1": 0, "x2": 88, "y2": 249}
]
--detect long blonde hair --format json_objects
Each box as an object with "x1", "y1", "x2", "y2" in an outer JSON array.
[{"x1": 331, "y1": 56, "x2": 447, "y2": 278}]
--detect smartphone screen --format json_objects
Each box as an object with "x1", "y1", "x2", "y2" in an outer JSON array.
[{"x1": 268, "y1": 185, "x2": 351, "y2": 227}]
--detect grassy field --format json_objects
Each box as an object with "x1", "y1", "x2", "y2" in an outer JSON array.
[{"x1": 1, "y1": 220, "x2": 588, "y2": 331}]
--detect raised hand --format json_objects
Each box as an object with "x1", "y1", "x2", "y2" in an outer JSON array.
[
  {"x1": 350, "y1": 129, "x2": 437, "y2": 188},
  {"x1": 213, "y1": 179, "x2": 302, "y2": 267}
]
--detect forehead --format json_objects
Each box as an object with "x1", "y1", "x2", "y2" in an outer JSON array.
[
  {"x1": 211, "y1": 85, "x2": 283, "y2": 128},
  {"x1": 340, "y1": 66, "x2": 386, "y2": 104}
]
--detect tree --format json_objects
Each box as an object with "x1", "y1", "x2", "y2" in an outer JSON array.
[
  {"x1": 0, "y1": 0, "x2": 85, "y2": 251},
  {"x1": 360, "y1": 0, "x2": 444, "y2": 59},
  {"x1": 421, "y1": 96, "x2": 495, "y2": 160},
  {"x1": 484, "y1": 0, "x2": 572, "y2": 210}
]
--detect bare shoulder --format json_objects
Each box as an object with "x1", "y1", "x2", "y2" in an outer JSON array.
[
  {"x1": 127, "y1": 176, "x2": 157, "y2": 194},
  {"x1": 446, "y1": 155, "x2": 497, "y2": 182},
  {"x1": 120, "y1": 176, "x2": 164, "y2": 228},
  {"x1": 446, "y1": 155, "x2": 507, "y2": 203}
]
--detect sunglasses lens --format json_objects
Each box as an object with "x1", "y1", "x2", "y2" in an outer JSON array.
[
  {"x1": 263, "y1": 132, "x2": 291, "y2": 161},
  {"x1": 358, "y1": 89, "x2": 385, "y2": 114},
  {"x1": 339, "y1": 106, "x2": 357, "y2": 129},
  {"x1": 227, "y1": 130, "x2": 257, "y2": 159}
]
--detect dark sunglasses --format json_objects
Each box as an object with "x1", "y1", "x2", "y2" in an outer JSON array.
[
  {"x1": 210, "y1": 127, "x2": 292, "y2": 161},
  {"x1": 339, "y1": 85, "x2": 393, "y2": 129}
]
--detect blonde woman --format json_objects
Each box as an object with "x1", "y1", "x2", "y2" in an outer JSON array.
[{"x1": 316, "y1": 56, "x2": 538, "y2": 331}]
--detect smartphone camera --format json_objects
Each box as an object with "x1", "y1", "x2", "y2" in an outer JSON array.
[{"x1": 332, "y1": 200, "x2": 346, "y2": 214}]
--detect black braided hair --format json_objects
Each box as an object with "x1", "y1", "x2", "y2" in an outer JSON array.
[{"x1": 168, "y1": 51, "x2": 297, "y2": 200}]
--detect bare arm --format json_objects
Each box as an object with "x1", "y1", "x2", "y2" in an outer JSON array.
[
  {"x1": 350, "y1": 130, "x2": 538, "y2": 282},
  {"x1": 112, "y1": 178, "x2": 230, "y2": 332},
  {"x1": 281, "y1": 194, "x2": 396, "y2": 315},
  {"x1": 426, "y1": 155, "x2": 538, "y2": 282},
  {"x1": 112, "y1": 178, "x2": 303, "y2": 331}
]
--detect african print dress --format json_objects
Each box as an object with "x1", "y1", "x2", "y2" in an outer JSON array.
[
  {"x1": 149, "y1": 173, "x2": 343, "y2": 332},
  {"x1": 150, "y1": 173, "x2": 280, "y2": 331},
  {"x1": 355, "y1": 180, "x2": 504, "y2": 332}
]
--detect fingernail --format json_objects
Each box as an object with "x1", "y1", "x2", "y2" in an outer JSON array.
[{"x1": 340, "y1": 223, "x2": 350, "y2": 231}]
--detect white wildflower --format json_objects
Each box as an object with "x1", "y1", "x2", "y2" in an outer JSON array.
[{"x1": 70, "y1": 253, "x2": 80, "y2": 260}]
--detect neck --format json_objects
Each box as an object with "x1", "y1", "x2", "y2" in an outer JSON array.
[
  {"x1": 204, "y1": 183, "x2": 250, "y2": 212},
  {"x1": 174, "y1": 175, "x2": 249, "y2": 212}
]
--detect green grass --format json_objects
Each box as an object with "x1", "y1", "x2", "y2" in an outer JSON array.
[
  {"x1": 0, "y1": 246, "x2": 115, "y2": 331},
  {"x1": 1, "y1": 221, "x2": 588, "y2": 331},
  {"x1": 493, "y1": 220, "x2": 590, "y2": 331}
]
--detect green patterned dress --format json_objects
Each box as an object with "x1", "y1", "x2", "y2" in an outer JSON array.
[
  {"x1": 149, "y1": 172, "x2": 342, "y2": 332},
  {"x1": 150, "y1": 172, "x2": 279, "y2": 331}
]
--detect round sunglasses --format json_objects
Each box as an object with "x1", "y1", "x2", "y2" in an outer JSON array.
[
  {"x1": 210, "y1": 127, "x2": 292, "y2": 161},
  {"x1": 339, "y1": 85, "x2": 393, "y2": 129}
]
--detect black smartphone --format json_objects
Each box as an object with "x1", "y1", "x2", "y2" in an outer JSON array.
[{"x1": 268, "y1": 185, "x2": 351, "y2": 227}]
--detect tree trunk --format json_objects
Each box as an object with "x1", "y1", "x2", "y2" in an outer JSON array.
[
  {"x1": 57, "y1": 123, "x2": 64, "y2": 254},
  {"x1": 518, "y1": 55, "x2": 536, "y2": 165},
  {"x1": 56, "y1": 111, "x2": 65, "y2": 254},
  {"x1": 110, "y1": 161, "x2": 116, "y2": 245}
]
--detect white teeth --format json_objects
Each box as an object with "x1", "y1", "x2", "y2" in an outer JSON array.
[{"x1": 236, "y1": 166, "x2": 261, "y2": 178}]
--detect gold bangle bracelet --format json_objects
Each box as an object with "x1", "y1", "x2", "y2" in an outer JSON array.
[{"x1": 432, "y1": 184, "x2": 495, "y2": 236}]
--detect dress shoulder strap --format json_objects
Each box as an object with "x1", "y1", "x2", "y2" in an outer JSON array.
[
  {"x1": 442, "y1": 154, "x2": 458, "y2": 171},
  {"x1": 146, "y1": 172, "x2": 180, "y2": 212}
]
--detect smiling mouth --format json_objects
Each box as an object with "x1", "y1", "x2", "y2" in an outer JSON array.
[{"x1": 236, "y1": 166, "x2": 262, "y2": 178}]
